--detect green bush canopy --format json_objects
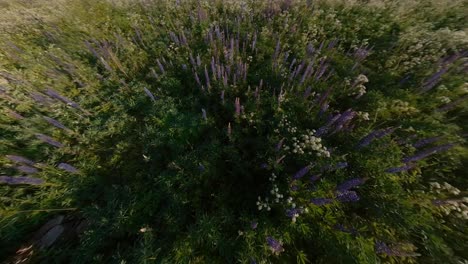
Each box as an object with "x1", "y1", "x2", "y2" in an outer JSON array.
[{"x1": 0, "y1": 0, "x2": 467, "y2": 263}]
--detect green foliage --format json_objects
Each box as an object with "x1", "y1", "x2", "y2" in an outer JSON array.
[{"x1": 0, "y1": 0, "x2": 467, "y2": 263}]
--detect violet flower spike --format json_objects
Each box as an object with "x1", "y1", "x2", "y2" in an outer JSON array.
[
  {"x1": 144, "y1": 87, "x2": 156, "y2": 102},
  {"x1": 385, "y1": 163, "x2": 415, "y2": 173},
  {"x1": 0, "y1": 176, "x2": 44, "y2": 185},
  {"x1": 16, "y1": 165, "x2": 39, "y2": 174},
  {"x1": 58, "y1": 163, "x2": 80, "y2": 173},
  {"x1": 311, "y1": 198, "x2": 333, "y2": 206},
  {"x1": 336, "y1": 178, "x2": 366, "y2": 192},
  {"x1": 402, "y1": 143, "x2": 455, "y2": 163},
  {"x1": 35, "y1": 134, "x2": 63, "y2": 148},
  {"x1": 235, "y1": 97, "x2": 241, "y2": 116},
  {"x1": 293, "y1": 165, "x2": 310, "y2": 180},
  {"x1": 201, "y1": 108, "x2": 207, "y2": 120},
  {"x1": 336, "y1": 191, "x2": 359, "y2": 202},
  {"x1": 266, "y1": 237, "x2": 284, "y2": 255},
  {"x1": 5, "y1": 155, "x2": 35, "y2": 166}
]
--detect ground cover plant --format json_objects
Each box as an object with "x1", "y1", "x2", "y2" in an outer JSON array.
[{"x1": 0, "y1": 0, "x2": 467, "y2": 263}]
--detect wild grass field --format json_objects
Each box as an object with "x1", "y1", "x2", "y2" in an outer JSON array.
[{"x1": 0, "y1": 0, "x2": 467, "y2": 263}]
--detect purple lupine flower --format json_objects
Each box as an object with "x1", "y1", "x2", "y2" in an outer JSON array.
[
  {"x1": 375, "y1": 241, "x2": 392, "y2": 255},
  {"x1": 336, "y1": 178, "x2": 366, "y2": 192},
  {"x1": 330, "y1": 110, "x2": 356, "y2": 134},
  {"x1": 334, "y1": 224, "x2": 357, "y2": 235},
  {"x1": 266, "y1": 237, "x2": 284, "y2": 254},
  {"x1": 35, "y1": 134, "x2": 63, "y2": 148},
  {"x1": 402, "y1": 143, "x2": 455, "y2": 163},
  {"x1": 45, "y1": 88, "x2": 79, "y2": 109},
  {"x1": 189, "y1": 53, "x2": 196, "y2": 67},
  {"x1": 58, "y1": 163, "x2": 79, "y2": 173},
  {"x1": 194, "y1": 71, "x2": 201, "y2": 86},
  {"x1": 5, "y1": 155, "x2": 35, "y2": 166},
  {"x1": 275, "y1": 138, "x2": 285, "y2": 152},
  {"x1": 43, "y1": 116, "x2": 69, "y2": 131},
  {"x1": 273, "y1": 39, "x2": 281, "y2": 60},
  {"x1": 7, "y1": 110, "x2": 24, "y2": 120},
  {"x1": 421, "y1": 67, "x2": 448, "y2": 92},
  {"x1": 251, "y1": 31, "x2": 257, "y2": 50},
  {"x1": 196, "y1": 54, "x2": 202, "y2": 67},
  {"x1": 315, "y1": 113, "x2": 341, "y2": 137},
  {"x1": 432, "y1": 199, "x2": 449, "y2": 206},
  {"x1": 309, "y1": 175, "x2": 321, "y2": 183},
  {"x1": 333, "y1": 162, "x2": 348, "y2": 170},
  {"x1": 413, "y1": 136, "x2": 443, "y2": 148},
  {"x1": 385, "y1": 163, "x2": 415, "y2": 173},
  {"x1": 311, "y1": 198, "x2": 334, "y2": 206},
  {"x1": 220, "y1": 90, "x2": 225, "y2": 104},
  {"x1": 150, "y1": 68, "x2": 159, "y2": 79},
  {"x1": 260, "y1": 163, "x2": 268, "y2": 169},
  {"x1": 303, "y1": 86, "x2": 313, "y2": 99},
  {"x1": 235, "y1": 97, "x2": 241, "y2": 116},
  {"x1": 144, "y1": 87, "x2": 156, "y2": 102},
  {"x1": 156, "y1": 59, "x2": 165, "y2": 74},
  {"x1": 251, "y1": 221, "x2": 258, "y2": 229},
  {"x1": 202, "y1": 108, "x2": 207, "y2": 120},
  {"x1": 290, "y1": 184, "x2": 299, "y2": 191},
  {"x1": 30, "y1": 92, "x2": 52, "y2": 105},
  {"x1": 0, "y1": 176, "x2": 44, "y2": 185},
  {"x1": 336, "y1": 191, "x2": 359, "y2": 202},
  {"x1": 198, "y1": 164, "x2": 205, "y2": 172},
  {"x1": 285, "y1": 208, "x2": 303, "y2": 218},
  {"x1": 356, "y1": 127, "x2": 396, "y2": 148},
  {"x1": 204, "y1": 65, "x2": 210, "y2": 88},
  {"x1": 293, "y1": 166, "x2": 310, "y2": 180},
  {"x1": 17, "y1": 165, "x2": 39, "y2": 174},
  {"x1": 374, "y1": 241, "x2": 417, "y2": 256},
  {"x1": 437, "y1": 94, "x2": 468, "y2": 112}
]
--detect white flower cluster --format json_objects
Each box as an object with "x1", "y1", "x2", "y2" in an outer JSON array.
[
  {"x1": 438, "y1": 96, "x2": 451, "y2": 104},
  {"x1": 277, "y1": 115, "x2": 297, "y2": 133},
  {"x1": 438, "y1": 199, "x2": 468, "y2": 220},
  {"x1": 283, "y1": 129, "x2": 330, "y2": 157},
  {"x1": 241, "y1": 112, "x2": 256, "y2": 124},
  {"x1": 256, "y1": 173, "x2": 284, "y2": 211},
  {"x1": 430, "y1": 182, "x2": 461, "y2": 195},
  {"x1": 430, "y1": 182, "x2": 468, "y2": 220},
  {"x1": 357, "y1": 111, "x2": 370, "y2": 121},
  {"x1": 349, "y1": 74, "x2": 369, "y2": 97}
]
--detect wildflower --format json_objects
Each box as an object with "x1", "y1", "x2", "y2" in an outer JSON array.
[
  {"x1": 250, "y1": 221, "x2": 258, "y2": 229},
  {"x1": 58, "y1": 163, "x2": 79, "y2": 173},
  {"x1": 413, "y1": 136, "x2": 442, "y2": 148},
  {"x1": 17, "y1": 165, "x2": 39, "y2": 174},
  {"x1": 235, "y1": 97, "x2": 241, "y2": 116},
  {"x1": 5, "y1": 155, "x2": 35, "y2": 166},
  {"x1": 227, "y1": 122, "x2": 232, "y2": 136},
  {"x1": 336, "y1": 178, "x2": 366, "y2": 192},
  {"x1": 45, "y1": 88, "x2": 80, "y2": 109},
  {"x1": 35, "y1": 134, "x2": 63, "y2": 148},
  {"x1": 336, "y1": 191, "x2": 359, "y2": 202},
  {"x1": 7, "y1": 110, "x2": 24, "y2": 120},
  {"x1": 385, "y1": 163, "x2": 415, "y2": 173},
  {"x1": 156, "y1": 59, "x2": 165, "y2": 74},
  {"x1": 0, "y1": 176, "x2": 44, "y2": 185},
  {"x1": 275, "y1": 138, "x2": 285, "y2": 152},
  {"x1": 293, "y1": 165, "x2": 310, "y2": 180},
  {"x1": 310, "y1": 198, "x2": 333, "y2": 206},
  {"x1": 201, "y1": 108, "x2": 207, "y2": 120},
  {"x1": 402, "y1": 143, "x2": 455, "y2": 163},
  {"x1": 143, "y1": 87, "x2": 156, "y2": 102},
  {"x1": 43, "y1": 116, "x2": 70, "y2": 131},
  {"x1": 356, "y1": 127, "x2": 396, "y2": 148},
  {"x1": 266, "y1": 236, "x2": 284, "y2": 255}
]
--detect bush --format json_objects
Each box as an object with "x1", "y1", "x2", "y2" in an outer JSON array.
[{"x1": 0, "y1": 0, "x2": 467, "y2": 263}]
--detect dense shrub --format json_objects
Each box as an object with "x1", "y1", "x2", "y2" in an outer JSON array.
[{"x1": 0, "y1": 0, "x2": 467, "y2": 263}]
